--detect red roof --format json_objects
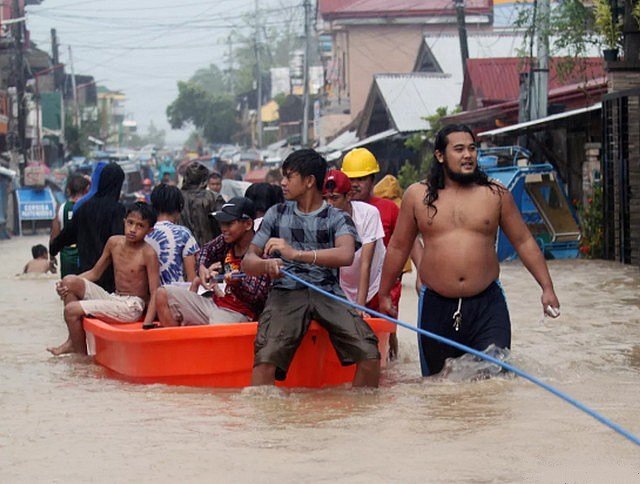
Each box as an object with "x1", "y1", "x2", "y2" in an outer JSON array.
[
  {"x1": 319, "y1": 0, "x2": 491, "y2": 19},
  {"x1": 447, "y1": 76, "x2": 607, "y2": 129},
  {"x1": 462, "y1": 57, "x2": 607, "y2": 109}
]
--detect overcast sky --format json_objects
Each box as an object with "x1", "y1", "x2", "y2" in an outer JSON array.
[{"x1": 26, "y1": 0, "x2": 302, "y2": 145}]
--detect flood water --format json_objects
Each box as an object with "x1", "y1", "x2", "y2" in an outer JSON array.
[{"x1": 2, "y1": 235, "x2": 639, "y2": 482}]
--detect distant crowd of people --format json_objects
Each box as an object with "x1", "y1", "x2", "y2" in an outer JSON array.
[{"x1": 39, "y1": 124, "x2": 560, "y2": 387}]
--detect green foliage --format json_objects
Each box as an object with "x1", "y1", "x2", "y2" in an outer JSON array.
[
  {"x1": 578, "y1": 184, "x2": 603, "y2": 258},
  {"x1": 397, "y1": 160, "x2": 421, "y2": 190},
  {"x1": 166, "y1": 81, "x2": 239, "y2": 144},
  {"x1": 189, "y1": 64, "x2": 228, "y2": 96},
  {"x1": 514, "y1": 0, "x2": 601, "y2": 80},
  {"x1": 166, "y1": 5, "x2": 303, "y2": 145},
  {"x1": 593, "y1": 0, "x2": 622, "y2": 49},
  {"x1": 273, "y1": 92, "x2": 288, "y2": 107}
]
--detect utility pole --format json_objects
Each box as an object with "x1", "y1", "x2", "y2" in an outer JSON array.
[
  {"x1": 50, "y1": 29, "x2": 62, "y2": 91},
  {"x1": 13, "y1": 0, "x2": 27, "y2": 184},
  {"x1": 301, "y1": 0, "x2": 311, "y2": 146},
  {"x1": 254, "y1": 0, "x2": 262, "y2": 148},
  {"x1": 530, "y1": 0, "x2": 549, "y2": 121},
  {"x1": 68, "y1": 45, "x2": 81, "y2": 129},
  {"x1": 454, "y1": 0, "x2": 470, "y2": 78},
  {"x1": 227, "y1": 33, "x2": 234, "y2": 95}
]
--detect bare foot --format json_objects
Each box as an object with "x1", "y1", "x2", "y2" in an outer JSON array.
[{"x1": 47, "y1": 339, "x2": 74, "y2": 356}]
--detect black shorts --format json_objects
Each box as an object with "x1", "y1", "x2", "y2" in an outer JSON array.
[
  {"x1": 418, "y1": 281, "x2": 511, "y2": 376},
  {"x1": 254, "y1": 288, "x2": 381, "y2": 380}
]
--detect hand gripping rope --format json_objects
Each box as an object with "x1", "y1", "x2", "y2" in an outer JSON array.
[{"x1": 280, "y1": 269, "x2": 640, "y2": 447}]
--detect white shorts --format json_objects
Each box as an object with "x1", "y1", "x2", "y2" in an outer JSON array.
[
  {"x1": 79, "y1": 278, "x2": 146, "y2": 323},
  {"x1": 162, "y1": 285, "x2": 249, "y2": 326}
]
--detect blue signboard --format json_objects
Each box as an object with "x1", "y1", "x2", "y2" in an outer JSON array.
[{"x1": 16, "y1": 187, "x2": 56, "y2": 228}]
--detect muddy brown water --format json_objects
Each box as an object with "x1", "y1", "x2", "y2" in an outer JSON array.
[{"x1": 2, "y1": 235, "x2": 639, "y2": 482}]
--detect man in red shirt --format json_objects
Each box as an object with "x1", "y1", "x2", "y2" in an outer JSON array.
[{"x1": 341, "y1": 148, "x2": 422, "y2": 358}]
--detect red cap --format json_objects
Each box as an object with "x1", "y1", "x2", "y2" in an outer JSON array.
[{"x1": 323, "y1": 169, "x2": 351, "y2": 194}]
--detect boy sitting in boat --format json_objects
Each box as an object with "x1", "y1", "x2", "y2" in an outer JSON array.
[
  {"x1": 153, "y1": 197, "x2": 270, "y2": 326},
  {"x1": 47, "y1": 202, "x2": 160, "y2": 355},
  {"x1": 24, "y1": 244, "x2": 57, "y2": 274},
  {"x1": 242, "y1": 149, "x2": 381, "y2": 388}
]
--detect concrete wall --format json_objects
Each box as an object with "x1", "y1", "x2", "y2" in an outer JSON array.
[{"x1": 345, "y1": 25, "x2": 427, "y2": 119}]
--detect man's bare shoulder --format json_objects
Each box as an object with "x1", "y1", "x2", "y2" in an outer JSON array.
[
  {"x1": 405, "y1": 181, "x2": 428, "y2": 196},
  {"x1": 402, "y1": 182, "x2": 427, "y2": 205}
]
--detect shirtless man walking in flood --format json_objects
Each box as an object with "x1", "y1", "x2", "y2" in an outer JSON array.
[{"x1": 378, "y1": 124, "x2": 560, "y2": 376}]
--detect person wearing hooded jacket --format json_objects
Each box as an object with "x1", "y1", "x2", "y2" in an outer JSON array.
[
  {"x1": 50, "y1": 162, "x2": 126, "y2": 293},
  {"x1": 178, "y1": 162, "x2": 221, "y2": 248}
]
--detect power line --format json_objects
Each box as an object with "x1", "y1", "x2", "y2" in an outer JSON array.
[{"x1": 34, "y1": 0, "x2": 242, "y2": 13}]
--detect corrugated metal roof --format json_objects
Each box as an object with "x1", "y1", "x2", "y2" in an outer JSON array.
[
  {"x1": 421, "y1": 33, "x2": 604, "y2": 92},
  {"x1": 318, "y1": 130, "x2": 359, "y2": 153},
  {"x1": 466, "y1": 57, "x2": 606, "y2": 107},
  {"x1": 319, "y1": 0, "x2": 491, "y2": 19},
  {"x1": 374, "y1": 73, "x2": 460, "y2": 132},
  {"x1": 346, "y1": 128, "x2": 398, "y2": 149},
  {"x1": 322, "y1": 129, "x2": 398, "y2": 161}
]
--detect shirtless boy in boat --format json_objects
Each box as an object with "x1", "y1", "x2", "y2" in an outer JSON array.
[
  {"x1": 378, "y1": 124, "x2": 560, "y2": 376},
  {"x1": 47, "y1": 202, "x2": 160, "y2": 355}
]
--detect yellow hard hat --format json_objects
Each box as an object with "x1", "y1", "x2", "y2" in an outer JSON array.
[{"x1": 341, "y1": 148, "x2": 380, "y2": 178}]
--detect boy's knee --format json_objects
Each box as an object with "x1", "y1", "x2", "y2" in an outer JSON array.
[
  {"x1": 62, "y1": 275, "x2": 83, "y2": 291},
  {"x1": 64, "y1": 301, "x2": 85, "y2": 319},
  {"x1": 62, "y1": 274, "x2": 78, "y2": 284},
  {"x1": 156, "y1": 287, "x2": 168, "y2": 306}
]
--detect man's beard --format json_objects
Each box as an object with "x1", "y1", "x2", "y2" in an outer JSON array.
[{"x1": 443, "y1": 161, "x2": 482, "y2": 185}]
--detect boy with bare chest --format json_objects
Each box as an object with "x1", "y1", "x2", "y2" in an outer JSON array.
[
  {"x1": 48, "y1": 203, "x2": 160, "y2": 355},
  {"x1": 379, "y1": 124, "x2": 560, "y2": 376}
]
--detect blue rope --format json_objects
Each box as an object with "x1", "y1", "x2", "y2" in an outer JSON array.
[{"x1": 281, "y1": 269, "x2": 640, "y2": 447}]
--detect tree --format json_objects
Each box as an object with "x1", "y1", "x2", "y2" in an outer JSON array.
[
  {"x1": 514, "y1": 0, "x2": 601, "y2": 79},
  {"x1": 166, "y1": 81, "x2": 239, "y2": 144},
  {"x1": 166, "y1": 2, "x2": 304, "y2": 144},
  {"x1": 189, "y1": 64, "x2": 228, "y2": 96}
]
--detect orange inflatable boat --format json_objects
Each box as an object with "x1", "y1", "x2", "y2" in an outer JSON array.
[{"x1": 84, "y1": 318, "x2": 396, "y2": 388}]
